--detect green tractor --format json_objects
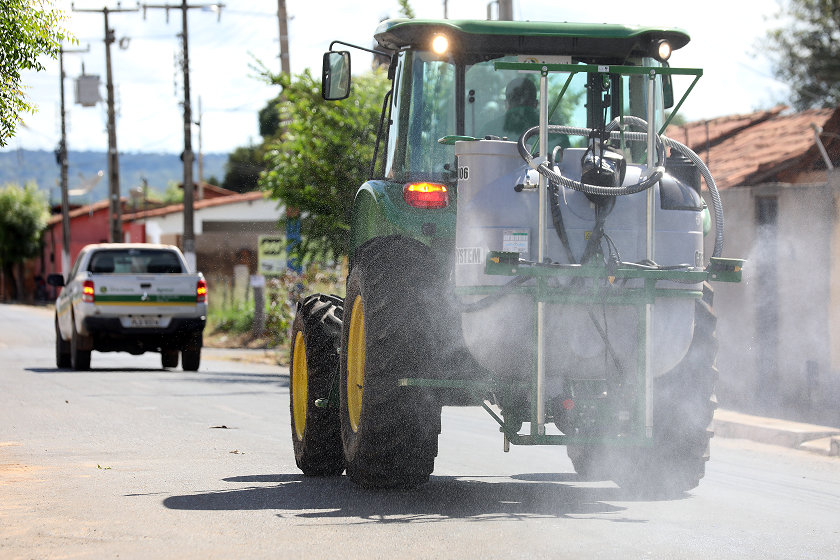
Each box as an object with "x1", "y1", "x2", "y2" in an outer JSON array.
[{"x1": 289, "y1": 18, "x2": 744, "y2": 494}]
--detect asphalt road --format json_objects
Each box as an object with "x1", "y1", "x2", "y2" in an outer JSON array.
[{"x1": 2, "y1": 303, "x2": 839, "y2": 559}]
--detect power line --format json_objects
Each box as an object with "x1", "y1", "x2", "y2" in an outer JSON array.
[
  {"x1": 72, "y1": 3, "x2": 140, "y2": 244},
  {"x1": 141, "y1": 1, "x2": 226, "y2": 270}
]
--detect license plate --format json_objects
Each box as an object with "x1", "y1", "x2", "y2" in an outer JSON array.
[{"x1": 129, "y1": 316, "x2": 161, "y2": 328}]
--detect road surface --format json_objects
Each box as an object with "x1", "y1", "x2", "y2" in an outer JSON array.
[{"x1": 1, "y1": 303, "x2": 839, "y2": 559}]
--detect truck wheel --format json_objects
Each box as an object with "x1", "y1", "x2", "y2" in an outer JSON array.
[
  {"x1": 339, "y1": 236, "x2": 443, "y2": 489},
  {"x1": 55, "y1": 317, "x2": 71, "y2": 369},
  {"x1": 290, "y1": 294, "x2": 345, "y2": 476},
  {"x1": 611, "y1": 283, "x2": 719, "y2": 497},
  {"x1": 70, "y1": 317, "x2": 91, "y2": 371},
  {"x1": 161, "y1": 350, "x2": 179, "y2": 369},
  {"x1": 182, "y1": 349, "x2": 201, "y2": 371}
]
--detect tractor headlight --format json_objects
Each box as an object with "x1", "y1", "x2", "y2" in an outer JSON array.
[
  {"x1": 656, "y1": 39, "x2": 672, "y2": 62},
  {"x1": 432, "y1": 34, "x2": 449, "y2": 55}
]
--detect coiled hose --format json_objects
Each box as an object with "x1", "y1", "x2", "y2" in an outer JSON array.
[{"x1": 516, "y1": 116, "x2": 724, "y2": 258}]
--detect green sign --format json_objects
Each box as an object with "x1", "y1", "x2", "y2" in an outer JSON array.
[{"x1": 258, "y1": 235, "x2": 286, "y2": 275}]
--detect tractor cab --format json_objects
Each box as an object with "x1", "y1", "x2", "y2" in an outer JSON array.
[{"x1": 324, "y1": 19, "x2": 691, "y2": 184}]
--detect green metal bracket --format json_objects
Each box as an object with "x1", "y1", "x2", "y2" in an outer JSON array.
[
  {"x1": 493, "y1": 61, "x2": 703, "y2": 136},
  {"x1": 483, "y1": 251, "x2": 743, "y2": 287},
  {"x1": 708, "y1": 257, "x2": 745, "y2": 283}
]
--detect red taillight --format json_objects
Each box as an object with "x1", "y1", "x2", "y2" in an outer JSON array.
[
  {"x1": 196, "y1": 279, "x2": 207, "y2": 303},
  {"x1": 82, "y1": 280, "x2": 95, "y2": 303},
  {"x1": 403, "y1": 182, "x2": 449, "y2": 209}
]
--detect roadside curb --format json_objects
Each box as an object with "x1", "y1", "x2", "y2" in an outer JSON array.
[{"x1": 713, "y1": 409, "x2": 840, "y2": 456}]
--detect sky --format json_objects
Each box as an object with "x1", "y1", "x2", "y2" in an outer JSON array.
[{"x1": 5, "y1": 0, "x2": 789, "y2": 156}]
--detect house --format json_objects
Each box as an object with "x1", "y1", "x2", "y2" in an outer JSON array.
[
  {"x1": 122, "y1": 190, "x2": 283, "y2": 280},
  {"x1": 667, "y1": 106, "x2": 840, "y2": 427},
  {"x1": 31, "y1": 185, "x2": 285, "y2": 303}
]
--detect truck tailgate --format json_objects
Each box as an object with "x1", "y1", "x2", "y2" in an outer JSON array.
[{"x1": 92, "y1": 274, "x2": 201, "y2": 328}]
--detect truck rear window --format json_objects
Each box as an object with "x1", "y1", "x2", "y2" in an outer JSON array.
[{"x1": 88, "y1": 249, "x2": 183, "y2": 274}]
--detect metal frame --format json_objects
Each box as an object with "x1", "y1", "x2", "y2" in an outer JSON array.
[
  {"x1": 397, "y1": 62, "x2": 741, "y2": 448},
  {"x1": 398, "y1": 62, "x2": 740, "y2": 447}
]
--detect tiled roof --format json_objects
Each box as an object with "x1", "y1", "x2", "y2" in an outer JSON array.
[
  {"x1": 665, "y1": 106, "x2": 787, "y2": 151},
  {"x1": 122, "y1": 190, "x2": 267, "y2": 221},
  {"x1": 47, "y1": 197, "x2": 122, "y2": 226},
  {"x1": 665, "y1": 106, "x2": 840, "y2": 189}
]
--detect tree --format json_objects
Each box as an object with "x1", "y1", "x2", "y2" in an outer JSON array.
[
  {"x1": 221, "y1": 143, "x2": 267, "y2": 194},
  {"x1": 763, "y1": 0, "x2": 840, "y2": 110},
  {"x1": 397, "y1": 0, "x2": 416, "y2": 18},
  {"x1": 259, "y1": 68, "x2": 390, "y2": 260},
  {"x1": 0, "y1": 182, "x2": 49, "y2": 300},
  {"x1": 1, "y1": 0, "x2": 73, "y2": 147}
]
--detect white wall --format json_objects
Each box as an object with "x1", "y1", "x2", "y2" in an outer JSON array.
[{"x1": 145, "y1": 196, "x2": 282, "y2": 236}]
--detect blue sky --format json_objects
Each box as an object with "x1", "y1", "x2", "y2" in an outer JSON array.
[{"x1": 5, "y1": 0, "x2": 787, "y2": 155}]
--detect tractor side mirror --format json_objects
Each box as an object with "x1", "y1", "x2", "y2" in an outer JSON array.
[
  {"x1": 47, "y1": 273, "x2": 65, "y2": 287},
  {"x1": 322, "y1": 51, "x2": 351, "y2": 101}
]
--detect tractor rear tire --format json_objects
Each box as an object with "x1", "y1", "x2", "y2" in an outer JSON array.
[
  {"x1": 290, "y1": 293, "x2": 346, "y2": 476},
  {"x1": 55, "y1": 317, "x2": 71, "y2": 369},
  {"x1": 566, "y1": 445, "x2": 611, "y2": 481},
  {"x1": 339, "y1": 236, "x2": 444, "y2": 489},
  {"x1": 610, "y1": 282, "x2": 719, "y2": 497}
]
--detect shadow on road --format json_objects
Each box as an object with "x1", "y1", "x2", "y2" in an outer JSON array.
[{"x1": 161, "y1": 472, "x2": 660, "y2": 522}]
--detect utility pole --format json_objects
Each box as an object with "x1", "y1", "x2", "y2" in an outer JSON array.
[
  {"x1": 195, "y1": 95, "x2": 203, "y2": 199},
  {"x1": 499, "y1": 0, "x2": 513, "y2": 20},
  {"x1": 143, "y1": 1, "x2": 223, "y2": 273},
  {"x1": 277, "y1": 0, "x2": 290, "y2": 75},
  {"x1": 276, "y1": 0, "x2": 300, "y2": 273},
  {"x1": 72, "y1": 3, "x2": 138, "y2": 244},
  {"x1": 487, "y1": 0, "x2": 513, "y2": 20},
  {"x1": 57, "y1": 44, "x2": 90, "y2": 278}
]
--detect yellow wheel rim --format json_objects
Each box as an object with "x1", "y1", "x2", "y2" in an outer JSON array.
[
  {"x1": 346, "y1": 295, "x2": 365, "y2": 433},
  {"x1": 291, "y1": 330, "x2": 308, "y2": 441}
]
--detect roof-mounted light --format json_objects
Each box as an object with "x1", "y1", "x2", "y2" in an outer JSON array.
[
  {"x1": 656, "y1": 39, "x2": 672, "y2": 62},
  {"x1": 432, "y1": 34, "x2": 449, "y2": 55}
]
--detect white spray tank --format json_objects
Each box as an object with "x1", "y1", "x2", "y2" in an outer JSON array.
[{"x1": 454, "y1": 138, "x2": 704, "y2": 393}]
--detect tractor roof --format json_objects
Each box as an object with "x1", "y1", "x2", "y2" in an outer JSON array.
[{"x1": 374, "y1": 19, "x2": 690, "y2": 60}]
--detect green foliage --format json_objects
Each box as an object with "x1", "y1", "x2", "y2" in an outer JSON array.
[
  {"x1": 0, "y1": 182, "x2": 49, "y2": 267},
  {"x1": 258, "y1": 94, "x2": 282, "y2": 137},
  {"x1": 221, "y1": 143, "x2": 266, "y2": 194},
  {"x1": 1, "y1": 0, "x2": 73, "y2": 147},
  {"x1": 146, "y1": 181, "x2": 184, "y2": 205},
  {"x1": 665, "y1": 110, "x2": 688, "y2": 127},
  {"x1": 259, "y1": 67, "x2": 390, "y2": 260},
  {"x1": 209, "y1": 302, "x2": 254, "y2": 334},
  {"x1": 207, "y1": 263, "x2": 343, "y2": 350},
  {"x1": 397, "y1": 0, "x2": 416, "y2": 18},
  {"x1": 763, "y1": 0, "x2": 840, "y2": 110},
  {"x1": 264, "y1": 264, "x2": 344, "y2": 347}
]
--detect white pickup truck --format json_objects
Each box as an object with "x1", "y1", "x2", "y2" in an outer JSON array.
[{"x1": 48, "y1": 244, "x2": 207, "y2": 371}]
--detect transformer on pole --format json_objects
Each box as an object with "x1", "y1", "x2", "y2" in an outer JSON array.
[{"x1": 71, "y1": 3, "x2": 139, "y2": 244}]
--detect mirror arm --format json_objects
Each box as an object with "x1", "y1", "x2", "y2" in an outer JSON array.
[{"x1": 329, "y1": 40, "x2": 391, "y2": 58}]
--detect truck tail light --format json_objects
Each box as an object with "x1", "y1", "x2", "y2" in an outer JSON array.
[
  {"x1": 403, "y1": 182, "x2": 449, "y2": 209},
  {"x1": 82, "y1": 280, "x2": 95, "y2": 303},
  {"x1": 196, "y1": 279, "x2": 207, "y2": 303}
]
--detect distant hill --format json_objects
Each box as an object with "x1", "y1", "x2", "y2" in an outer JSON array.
[{"x1": 0, "y1": 149, "x2": 228, "y2": 204}]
